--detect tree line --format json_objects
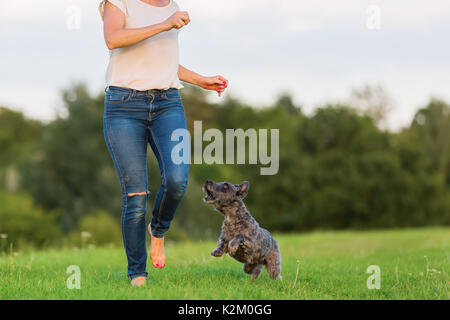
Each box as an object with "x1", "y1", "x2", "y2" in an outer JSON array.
[{"x1": 0, "y1": 83, "x2": 448, "y2": 249}]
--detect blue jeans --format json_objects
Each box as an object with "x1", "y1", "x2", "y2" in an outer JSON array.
[{"x1": 103, "y1": 86, "x2": 189, "y2": 280}]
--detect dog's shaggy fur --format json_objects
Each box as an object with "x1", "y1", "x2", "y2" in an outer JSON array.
[{"x1": 202, "y1": 180, "x2": 282, "y2": 280}]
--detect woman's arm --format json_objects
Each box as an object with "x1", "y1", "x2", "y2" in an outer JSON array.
[
  {"x1": 103, "y1": 2, "x2": 190, "y2": 50},
  {"x1": 178, "y1": 65, "x2": 228, "y2": 97}
]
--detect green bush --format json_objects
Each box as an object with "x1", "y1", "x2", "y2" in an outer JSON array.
[
  {"x1": 0, "y1": 190, "x2": 62, "y2": 251},
  {"x1": 73, "y1": 210, "x2": 122, "y2": 246}
]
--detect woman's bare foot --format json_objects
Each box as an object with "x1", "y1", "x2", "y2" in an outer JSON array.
[
  {"x1": 150, "y1": 236, "x2": 165, "y2": 268},
  {"x1": 148, "y1": 225, "x2": 165, "y2": 269},
  {"x1": 131, "y1": 276, "x2": 146, "y2": 287}
]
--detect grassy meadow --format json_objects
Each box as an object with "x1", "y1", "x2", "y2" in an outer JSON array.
[{"x1": 0, "y1": 228, "x2": 448, "y2": 300}]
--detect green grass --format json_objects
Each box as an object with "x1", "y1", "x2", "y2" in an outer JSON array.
[{"x1": 0, "y1": 228, "x2": 448, "y2": 300}]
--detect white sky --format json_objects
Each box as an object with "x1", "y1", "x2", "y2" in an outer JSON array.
[{"x1": 1, "y1": 0, "x2": 449, "y2": 130}]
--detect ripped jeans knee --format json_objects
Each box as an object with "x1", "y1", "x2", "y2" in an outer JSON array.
[{"x1": 122, "y1": 189, "x2": 150, "y2": 224}]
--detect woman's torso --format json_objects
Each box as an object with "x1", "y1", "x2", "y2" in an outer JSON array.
[{"x1": 102, "y1": 0, "x2": 184, "y2": 91}]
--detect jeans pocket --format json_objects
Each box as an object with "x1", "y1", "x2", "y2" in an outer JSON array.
[{"x1": 106, "y1": 91, "x2": 132, "y2": 104}]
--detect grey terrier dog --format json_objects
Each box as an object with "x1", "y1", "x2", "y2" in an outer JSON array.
[{"x1": 203, "y1": 180, "x2": 282, "y2": 280}]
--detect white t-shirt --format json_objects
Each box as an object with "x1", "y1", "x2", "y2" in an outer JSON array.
[{"x1": 99, "y1": 0, "x2": 184, "y2": 90}]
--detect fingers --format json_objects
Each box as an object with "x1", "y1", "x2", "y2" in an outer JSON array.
[
  {"x1": 175, "y1": 20, "x2": 189, "y2": 29},
  {"x1": 175, "y1": 21, "x2": 185, "y2": 29},
  {"x1": 217, "y1": 84, "x2": 227, "y2": 97},
  {"x1": 215, "y1": 76, "x2": 228, "y2": 90},
  {"x1": 217, "y1": 75, "x2": 228, "y2": 86},
  {"x1": 217, "y1": 76, "x2": 228, "y2": 97},
  {"x1": 175, "y1": 11, "x2": 190, "y2": 29},
  {"x1": 180, "y1": 11, "x2": 190, "y2": 24},
  {"x1": 202, "y1": 75, "x2": 229, "y2": 97}
]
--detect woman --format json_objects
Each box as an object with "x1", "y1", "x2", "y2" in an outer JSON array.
[{"x1": 99, "y1": 0, "x2": 228, "y2": 287}]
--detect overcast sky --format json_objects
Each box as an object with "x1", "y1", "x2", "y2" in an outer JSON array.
[{"x1": 1, "y1": 0, "x2": 449, "y2": 130}]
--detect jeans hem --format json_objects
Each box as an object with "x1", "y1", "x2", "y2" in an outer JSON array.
[{"x1": 151, "y1": 232, "x2": 165, "y2": 239}]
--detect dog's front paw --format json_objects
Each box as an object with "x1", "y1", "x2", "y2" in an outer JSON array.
[{"x1": 210, "y1": 249, "x2": 223, "y2": 257}]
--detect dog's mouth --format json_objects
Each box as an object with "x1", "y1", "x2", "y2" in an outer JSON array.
[{"x1": 202, "y1": 184, "x2": 215, "y2": 203}]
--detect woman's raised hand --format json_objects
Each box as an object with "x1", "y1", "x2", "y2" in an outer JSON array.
[{"x1": 163, "y1": 11, "x2": 190, "y2": 31}]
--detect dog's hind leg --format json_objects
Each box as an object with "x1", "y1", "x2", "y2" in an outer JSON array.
[{"x1": 265, "y1": 250, "x2": 282, "y2": 280}]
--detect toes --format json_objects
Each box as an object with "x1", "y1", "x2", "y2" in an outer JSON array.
[{"x1": 152, "y1": 259, "x2": 166, "y2": 269}]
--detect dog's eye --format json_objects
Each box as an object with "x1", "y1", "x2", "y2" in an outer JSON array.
[{"x1": 222, "y1": 184, "x2": 229, "y2": 190}]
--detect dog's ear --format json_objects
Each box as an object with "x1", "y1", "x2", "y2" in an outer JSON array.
[{"x1": 236, "y1": 181, "x2": 250, "y2": 199}]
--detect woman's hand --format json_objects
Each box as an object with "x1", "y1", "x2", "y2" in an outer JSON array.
[
  {"x1": 163, "y1": 11, "x2": 190, "y2": 31},
  {"x1": 178, "y1": 66, "x2": 229, "y2": 97},
  {"x1": 199, "y1": 75, "x2": 229, "y2": 97}
]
